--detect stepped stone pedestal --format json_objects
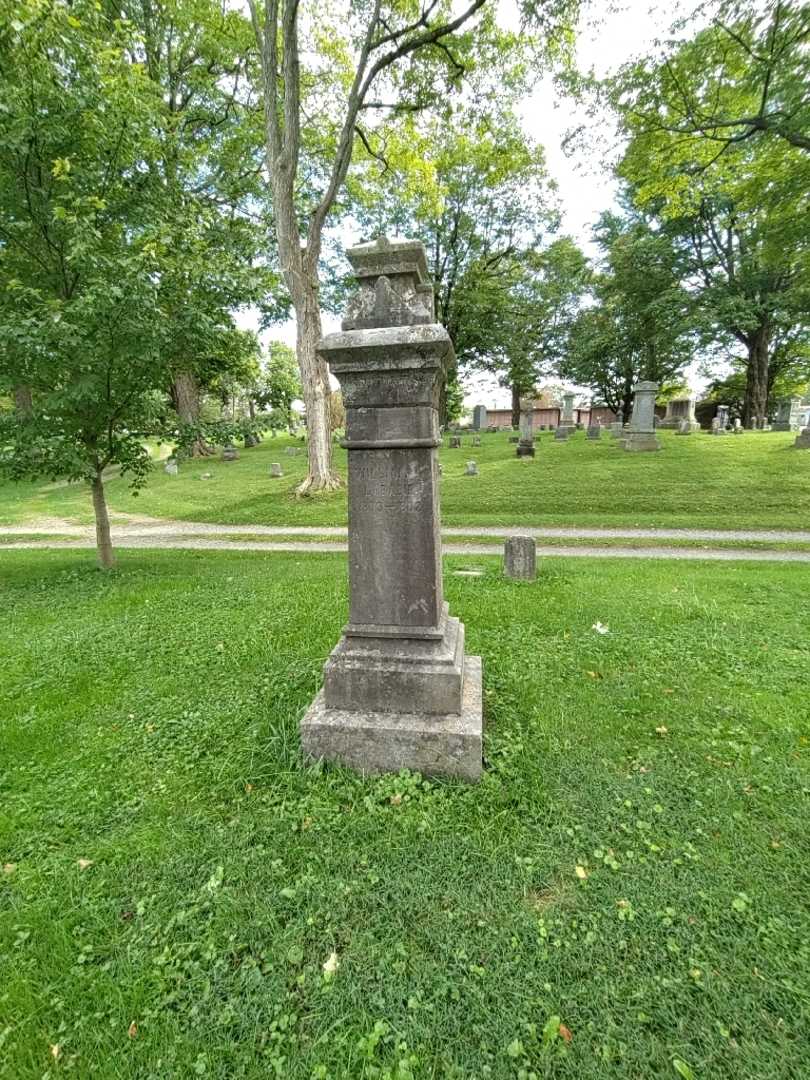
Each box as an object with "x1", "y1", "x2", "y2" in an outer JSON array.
[
  {"x1": 623, "y1": 381, "x2": 661, "y2": 452},
  {"x1": 300, "y1": 238, "x2": 482, "y2": 781}
]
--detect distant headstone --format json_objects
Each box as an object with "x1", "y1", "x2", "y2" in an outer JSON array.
[
  {"x1": 244, "y1": 433, "x2": 260, "y2": 448},
  {"x1": 164, "y1": 458, "x2": 179, "y2": 476},
  {"x1": 465, "y1": 460, "x2": 478, "y2": 476},
  {"x1": 677, "y1": 419, "x2": 692, "y2": 436},
  {"x1": 472, "y1": 435, "x2": 481, "y2": 447},
  {"x1": 710, "y1": 417, "x2": 722, "y2": 435},
  {"x1": 773, "y1": 396, "x2": 803, "y2": 431},
  {"x1": 270, "y1": 462, "x2": 283, "y2": 477},
  {"x1": 509, "y1": 435, "x2": 519, "y2": 444},
  {"x1": 284, "y1": 446, "x2": 299, "y2": 456},
  {"x1": 222, "y1": 444, "x2": 239, "y2": 461},
  {"x1": 660, "y1": 396, "x2": 699, "y2": 430},
  {"x1": 586, "y1": 425, "x2": 601, "y2": 440},
  {"x1": 716, "y1": 405, "x2": 730, "y2": 431},
  {"x1": 554, "y1": 426, "x2": 569, "y2": 441},
  {"x1": 450, "y1": 435, "x2": 462, "y2": 449},
  {"x1": 732, "y1": 418, "x2": 743, "y2": 433},
  {"x1": 504, "y1": 536, "x2": 536, "y2": 581},
  {"x1": 624, "y1": 381, "x2": 661, "y2": 452},
  {"x1": 200, "y1": 472, "x2": 213, "y2": 479},
  {"x1": 516, "y1": 395, "x2": 535, "y2": 458},
  {"x1": 610, "y1": 412, "x2": 625, "y2": 437},
  {"x1": 561, "y1": 391, "x2": 576, "y2": 430},
  {"x1": 795, "y1": 417, "x2": 810, "y2": 449},
  {"x1": 472, "y1": 404, "x2": 488, "y2": 430}
]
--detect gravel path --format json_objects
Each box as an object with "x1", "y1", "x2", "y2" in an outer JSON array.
[
  {"x1": 3, "y1": 519, "x2": 810, "y2": 543},
  {"x1": 4, "y1": 536, "x2": 810, "y2": 563}
]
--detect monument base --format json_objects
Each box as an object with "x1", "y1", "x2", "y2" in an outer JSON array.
[
  {"x1": 301, "y1": 655, "x2": 483, "y2": 781},
  {"x1": 795, "y1": 430, "x2": 810, "y2": 449},
  {"x1": 623, "y1": 432, "x2": 661, "y2": 452},
  {"x1": 773, "y1": 424, "x2": 798, "y2": 432},
  {"x1": 516, "y1": 444, "x2": 535, "y2": 457}
]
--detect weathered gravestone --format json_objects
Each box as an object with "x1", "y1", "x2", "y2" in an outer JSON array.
[
  {"x1": 554, "y1": 426, "x2": 569, "y2": 441},
  {"x1": 516, "y1": 396, "x2": 535, "y2": 458},
  {"x1": 449, "y1": 435, "x2": 462, "y2": 449},
  {"x1": 623, "y1": 381, "x2": 661, "y2": 452},
  {"x1": 472, "y1": 404, "x2": 488, "y2": 430},
  {"x1": 222, "y1": 444, "x2": 239, "y2": 461},
  {"x1": 587, "y1": 425, "x2": 601, "y2": 440},
  {"x1": 610, "y1": 414, "x2": 625, "y2": 438},
  {"x1": 300, "y1": 237, "x2": 483, "y2": 781},
  {"x1": 504, "y1": 536, "x2": 536, "y2": 580},
  {"x1": 465, "y1": 460, "x2": 479, "y2": 476},
  {"x1": 773, "y1": 396, "x2": 803, "y2": 432},
  {"x1": 660, "y1": 396, "x2": 699, "y2": 431},
  {"x1": 677, "y1": 419, "x2": 692, "y2": 436},
  {"x1": 472, "y1": 435, "x2": 481, "y2": 447},
  {"x1": 733, "y1": 418, "x2": 743, "y2": 433},
  {"x1": 796, "y1": 420, "x2": 810, "y2": 449},
  {"x1": 270, "y1": 462, "x2": 284, "y2": 478},
  {"x1": 164, "y1": 458, "x2": 179, "y2": 476},
  {"x1": 560, "y1": 392, "x2": 576, "y2": 431}
]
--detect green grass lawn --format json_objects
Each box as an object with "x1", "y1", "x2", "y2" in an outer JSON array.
[
  {"x1": 1, "y1": 549, "x2": 808, "y2": 1078},
  {"x1": 1, "y1": 429, "x2": 808, "y2": 531}
]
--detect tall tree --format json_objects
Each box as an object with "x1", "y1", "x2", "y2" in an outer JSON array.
[
  {"x1": 0, "y1": 0, "x2": 172, "y2": 567},
  {"x1": 109, "y1": 0, "x2": 281, "y2": 453},
  {"x1": 612, "y1": 11, "x2": 810, "y2": 425},
  {"x1": 560, "y1": 215, "x2": 695, "y2": 419},
  {"x1": 246, "y1": 0, "x2": 581, "y2": 492}
]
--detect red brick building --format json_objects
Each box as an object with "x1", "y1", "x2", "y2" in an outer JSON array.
[{"x1": 481, "y1": 403, "x2": 619, "y2": 429}]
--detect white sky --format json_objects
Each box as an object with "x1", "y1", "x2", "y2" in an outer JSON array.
[{"x1": 243, "y1": 0, "x2": 707, "y2": 410}]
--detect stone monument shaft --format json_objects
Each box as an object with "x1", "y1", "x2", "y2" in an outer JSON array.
[{"x1": 301, "y1": 238, "x2": 483, "y2": 780}]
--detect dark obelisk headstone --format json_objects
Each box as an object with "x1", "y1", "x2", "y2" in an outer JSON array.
[{"x1": 300, "y1": 238, "x2": 483, "y2": 781}]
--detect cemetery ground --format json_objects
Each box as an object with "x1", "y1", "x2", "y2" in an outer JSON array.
[
  {"x1": 1, "y1": 430, "x2": 809, "y2": 539},
  {"x1": 2, "y1": 548, "x2": 808, "y2": 1078}
]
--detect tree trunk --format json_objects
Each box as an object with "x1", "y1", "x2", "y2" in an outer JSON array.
[
  {"x1": 290, "y1": 276, "x2": 339, "y2": 494},
  {"x1": 90, "y1": 471, "x2": 115, "y2": 570},
  {"x1": 743, "y1": 327, "x2": 770, "y2": 427},
  {"x1": 511, "y1": 384, "x2": 521, "y2": 428},
  {"x1": 171, "y1": 370, "x2": 213, "y2": 457},
  {"x1": 14, "y1": 385, "x2": 33, "y2": 417}
]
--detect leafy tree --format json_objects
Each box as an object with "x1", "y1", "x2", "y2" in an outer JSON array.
[
  {"x1": 560, "y1": 215, "x2": 695, "y2": 419},
  {"x1": 246, "y1": 0, "x2": 582, "y2": 492},
  {"x1": 0, "y1": 1, "x2": 181, "y2": 568},
  {"x1": 109, "y1": 0, "x2": 282, "y2": 454},
  {"x1": 468, "y1": 238, "x2": 590, "y2": 423},
  {"x1": 613, "y1": 13, "x2": 810, "y2": 425},
  {"x1": 615, "y1": 2, "x2": 810, "y2": 161},
  {"x1": 253, "y1": 340, "x2": 302, "y2": 432}
]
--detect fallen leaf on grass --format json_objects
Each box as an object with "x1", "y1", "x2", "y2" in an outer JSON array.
[
  {"x1": 559, "y1": 1023, "x2": 573, "y2": 1043},
  {"x1": 3, "y1": 863, "x2": 16, "y2": 874},
  {"x1": 655, "y1": 726, "x2": 669, "y2": 736},
  {"x1": 50, "y1": 1044, "x2": 61, "y2": 1060},
  {"x1": 77, "y1": 858, "x2": 94, "y2": 871},
  {"x1": 672, "y1": 1058, "x2": 695, "y2": 1080},
  {"x1": 575, "y1": 865, "x2": 588, "y2": 880},
  {"x1": 390, "y1": 793, "x2": 403, "y2": 805},
  {"x1": 128, "y1": 1021, "x2": 138, "y2": 1039},
  {"x1": 322, "y1": 951, "x2": 339, "y2": 977},
  {"x1": 592, "y1": 622, "x2": 610, "y2": 635},
  {"x1": 586, "y1": 670, "x2": 602, "y2": 680}
]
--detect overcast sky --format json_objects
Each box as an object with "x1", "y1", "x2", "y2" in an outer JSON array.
[{"x1": 243, "y1": 0, "x2": 705, "y2": 409}]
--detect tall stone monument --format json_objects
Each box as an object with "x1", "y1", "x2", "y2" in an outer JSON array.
[
  {"x1": 300, "y1": 238, "x2": 483, "y2": 781},
  {"x1": 472, "y1": 404, "x2": 488, "y2": 431},
  {"x1": 773, "y1": 397, "x2": 803, "y2": 432},
  {"x1": 623, "y1": 381, "x2": 661, "y2": 452},
  {"x1": 560, "y1": 392, "x2": 576, "y2": 430},
  {"x1": 516, "y1": 396, "x2": 535, "y2": 458}
]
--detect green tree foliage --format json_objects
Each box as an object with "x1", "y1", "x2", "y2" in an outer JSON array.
[
  {"x1": 611, "y1": 4, "x2": 810, "y2": 425},
  {"x1": 560, "y1": 215, "x2": 695, "y2": 419},
  {"x1": 615, "y1": 2, "x2": 810, "y2": 161},
  {"x1": 253, "y1": 341, "x2": 302, "y2": 432}
]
